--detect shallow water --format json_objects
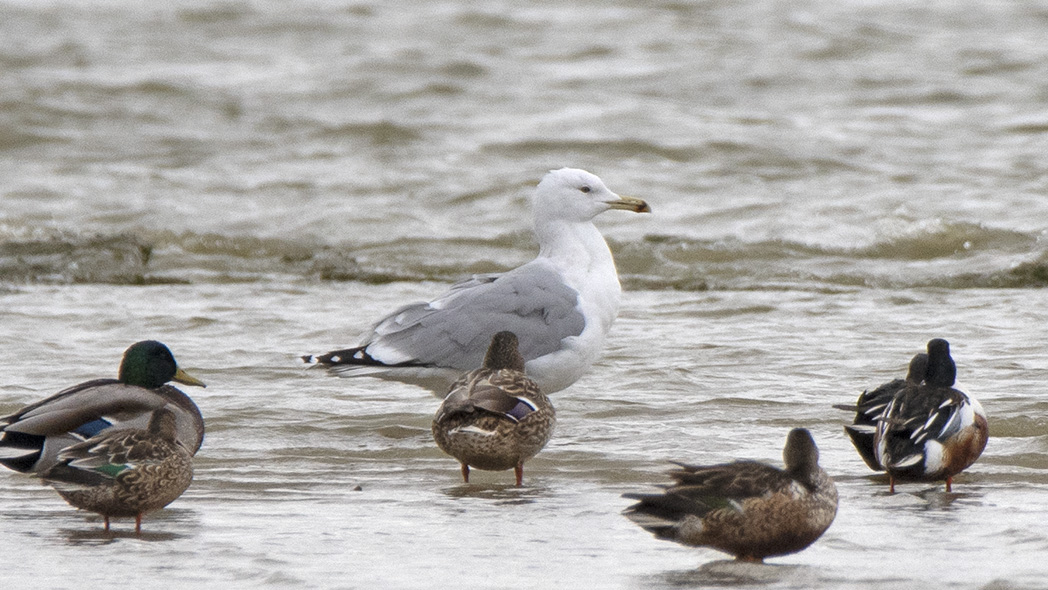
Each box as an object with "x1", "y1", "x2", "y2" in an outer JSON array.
[{"x1": 2, "y1": 1, "x2": 1048, "y2": 589}]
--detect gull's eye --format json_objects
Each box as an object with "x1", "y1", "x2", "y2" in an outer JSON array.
[{"x1": 579, "y1": 185, "x2": 591, "y2": 194}]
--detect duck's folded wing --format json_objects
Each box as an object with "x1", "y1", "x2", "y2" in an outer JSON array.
[
  {"x1": 469, "y1": 386, "x2": 538, "y2": 422},
  {"x1": 910, "y1": 390, "x2": 968, "y2": 445},
  {"x1": 42, "y1": 462, "x2": 114, "y2": 489},
  {"x1": 622, "y1": 488, "x2": 722, "y2": 537},
  {"x1": 2, "y1": 379, "x2": 117, "y2": 423},
  {"x1": 2, "y1": 383, "x2": 165, "y2": 436},
  {"x1": 669, "y1": 461, "x2": 793, "y2": 499}
]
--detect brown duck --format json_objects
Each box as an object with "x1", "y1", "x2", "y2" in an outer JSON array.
[
  {"x1": 43, "y1": 407, "x2": 194, "y2": 533},
  {"x1": 432, "y1": 331, "x2": 555, "y2": 486},
  {"x1": 623, "y1": 428, "x2": 838, "y2": 562}
]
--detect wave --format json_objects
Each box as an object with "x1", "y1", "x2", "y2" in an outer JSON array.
[
  {"x1": 619, "y1": 221, "x2": 1047, "y2": 290},
  {"x1": 0, "y1": 232, "x2": 156, "y2": 285},
  {"x1": 1, "y1": 223, "x2": 1045, "y2": 289}
]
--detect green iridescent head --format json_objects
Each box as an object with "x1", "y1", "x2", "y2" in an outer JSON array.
[{"x1": 118, "y1": 340, "x2": 206, "y2": 390}]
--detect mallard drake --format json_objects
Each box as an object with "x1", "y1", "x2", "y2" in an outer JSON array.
[
  {"x1": 622, "y1": 428, "x2": 838, "y2": 563},
  {"x1": 0, "y1": 340, "x2": 205, "y2": 475},
  {"x1": 873, "y1": 338, "x2": 988, "y2": 492},
  {"x1": 836, "y1": 352, "x2": 928, "y2": 470},
  {"x1": 432, "y1": 331, "x2": 555, "y2": 486},
  {"x1": 43, "y1": 407, "x2": 194, "y2": 533}
]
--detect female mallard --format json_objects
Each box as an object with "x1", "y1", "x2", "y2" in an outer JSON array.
[
  {"x1": 873, "y1": 338, "x2": 988, "y2": 492},
  {"x1": 622, "y1": 428, "x2": 838, "y2": 563},
  {"x1": 43, "y1": 407, "x2": 194, "y2": 533},
  {"x1": 432, "y1": 331, "x2": 555, "y2": 486},
  {"x1": 0, "y1": 340, "x2": 205, "y2": 475},
  {"x1": 836, "y1": 352, "x2": 928, "y2": 470}
]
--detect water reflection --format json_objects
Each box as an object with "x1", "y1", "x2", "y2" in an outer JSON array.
[
  {"x1": 53, "y1": 507, "x2": 200, "y2": 543},
  {"x1": 644, "y1": 561, "x2": 818, "y2": 588},
  {"x1": 62, "y1": 528, "x2": 184, "y2": 545},
  {"x1": 441, "y1": 482, "x2": 550, "y2": 505}
]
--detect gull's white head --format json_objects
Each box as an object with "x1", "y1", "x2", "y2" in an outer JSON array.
[{"x1": 533, "y1": 168, "x2": 650, "y2": 225}]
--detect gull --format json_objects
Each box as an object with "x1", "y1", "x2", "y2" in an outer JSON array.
[{"x1": 306, "y1": 167, "x2": 650, "y2": 393}]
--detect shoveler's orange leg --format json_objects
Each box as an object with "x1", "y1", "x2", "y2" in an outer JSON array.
[
  {"x1": 945, "y1": 476, "x2": 953, "y2": 493},
  {"x1": 889, "y1": 475, "x2": 896, "y2": 494},
  {"x1": 103, "y1": 516, "x2": 111, "y2": 532},
  {"x1": 135, "y1": 513, "x2": 143, "y2": 535},
  {"x1": 514, "y1": 464, "x2": 524, "y2": 487},
  {"x1": 460, "y1": 463, "x2": 470, "y2": 483}
]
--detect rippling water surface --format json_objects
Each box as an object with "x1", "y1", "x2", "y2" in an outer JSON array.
[{"x1": 2, "y1": 1, "x2": 1048, "y2": 589}]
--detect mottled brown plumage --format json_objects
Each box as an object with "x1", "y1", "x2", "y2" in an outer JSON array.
[
  {"x1": 43, "y1": 407, "x2": 194, "y2": 533},
  {"x1": 432, "y1": 332, "x2": 555, "y2": 486},
  {"x1": 623, "y1": 429, "x2": 838, "y2": 562}
]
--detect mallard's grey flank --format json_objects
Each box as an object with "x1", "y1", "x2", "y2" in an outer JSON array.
[
  {"x1": 432, "y1": 331, "x2": 555, "y2": 486},
  {"x1": 623, "y1": 428, "x2": 838, "y2": 563},
  {"x1": 0, "y1": 340, "x2": 205, "y2": 475},
  {"x1": 43, "y1": 407, "x2": 194, "y2": 533},
  {"x1": 306, "y1": 168, "x2": 650, "y2": 394}
]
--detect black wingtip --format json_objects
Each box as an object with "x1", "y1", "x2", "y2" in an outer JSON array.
[
  {"x1": 307, "y1": 348, "x2": 362, "y2": 367},
  {"x1": 310, "y1": 347, "x2": 364, "y2": 366}
]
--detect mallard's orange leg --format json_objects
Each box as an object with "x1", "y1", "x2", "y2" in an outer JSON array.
[
  {"x1": 514, "y1": 464, "x2": 524, "y2": 487},
  {"x1": 135, "y1": 513, "x2": 143, "y2": 534},
  {"x1": 103, "y1": 516, "x2": 111, "y2": 532},
  {"x1": 945, "y1": 476, "x2": 953, "y2": 492},
  {"x1": 460, "y1": 463, "x2": 470, "y2": 483}
]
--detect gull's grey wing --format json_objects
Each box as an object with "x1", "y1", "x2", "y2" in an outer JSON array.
[{"x1": 364, "y1": 261, "x2": 585, "y2": 371}]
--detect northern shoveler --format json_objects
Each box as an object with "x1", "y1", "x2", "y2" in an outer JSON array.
[
  {"x1": 0, "y1": 341, "x2": 205, "y2": 475},
  {"x1": 873, "y1": 338, "x2": 988, "y2": 492},
  {"x1": 43, "y1": 407, "x2": 194, "y2": 533},
  {"x1": 622, "y1": 428, "x2": 838, "y2": 562},
  {"x1": 432, "y1": 331, "x2": 555, "y2": 486}
]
